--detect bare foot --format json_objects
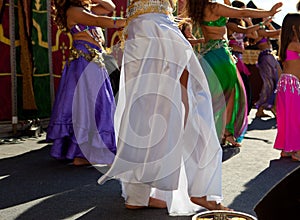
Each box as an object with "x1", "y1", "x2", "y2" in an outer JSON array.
[
  {"x1": 270, "y1": 106, "x2": 276, "y2": 117},
  {"x1": 292, "y1": 152, "x2": 300, "y2": 162},
  {"x1": 125, "y1": 204, "x2": 147, "y2": 209},
  {"x1": 125, "y1": 197, "x2": 167, "y2": 209},
  {"x1": 256, "y1": 112, "x2": 271, "y2": 118},
  {"x1": 148, "y1": 197, "x2": 167, "y2": 208},
  {"x1": 256, "y1": 106, "x2": 271, "y2": 118},
  {"x1": 191, "y1": 197, "x2": 232, "y2": 211},
  {"x1": 73, "y1": 157, "x2": 91, "y2": 166},
  {"x1": 280, "y1": 151, "x2": 293, "y2": 158}
]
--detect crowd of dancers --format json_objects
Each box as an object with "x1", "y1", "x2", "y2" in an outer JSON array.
[{"x1": 46, "y1": 0, "x2": 300, "y2": 216}]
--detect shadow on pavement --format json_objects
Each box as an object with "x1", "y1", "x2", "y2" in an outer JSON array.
[
  {"x1": 247, "y1": 117, "x2": 277, "y2": 131},
  {"x1": 228, "y1": 158, "x2": 300, "y2": 216},
  {"x1": 222, "y1": 146, "x2": 240, "y2": 162},
  {"x1": 0, "y1": 145, "x2": 190, "y2": 220}
]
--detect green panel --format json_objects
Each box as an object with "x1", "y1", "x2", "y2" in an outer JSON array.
[
  {"x1": 33, "y1": 76, "x2": 51, "y2": 118},
  {"x1": 31, "y1": 0, "x2": 51, "y2": 118}
]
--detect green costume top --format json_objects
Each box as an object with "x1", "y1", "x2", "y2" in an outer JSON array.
[{"x1": 202, "y1": 16, "x2": 227, "y2": 27}]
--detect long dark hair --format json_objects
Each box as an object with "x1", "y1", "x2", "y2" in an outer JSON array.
[
  {"x1": 279, "y1": 13, "x2": 300, "y2": 62},
  {"x1": 185, "y1": 0, "x2": 215, "y2": 26},
  {"x1": 228, "y1": 0, "x2": 245, "y2": 26},
  {"x1": 53, "y1": 0, "x2": 88, "y2": 31}
]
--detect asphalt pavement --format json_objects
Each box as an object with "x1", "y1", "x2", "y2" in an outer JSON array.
[{"x1": 0, "y1": 109, "x2": 299, "y2": 220}]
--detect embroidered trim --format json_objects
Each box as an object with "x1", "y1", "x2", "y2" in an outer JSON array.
[
  {"x1": 124, "y1": 0, "x2": 174, "y2": 35},
  {"x1": 200, "y1": 39, "x2": 230, "y2": 56},
  {"x1": 127, "y1": 0, "x2": 173, "y2": 19},
  {"x1": 275, "y1": 74, "x2": 300, "y2": 95},
  {"x1": 68, "y1": 44, "x2": 105, "y2": 67}
]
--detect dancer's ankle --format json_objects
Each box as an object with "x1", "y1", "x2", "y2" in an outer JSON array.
[{"x1": 125, "y1": 197, "x2": 166, "y2": 210}]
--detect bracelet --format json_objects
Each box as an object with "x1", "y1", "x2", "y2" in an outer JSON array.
[
  {"x1": 112, "y1": 17, "x2": 121, "y2": 28},
  {"x1": 259, "y1": 22, "x2": 265, "y2": 29}
]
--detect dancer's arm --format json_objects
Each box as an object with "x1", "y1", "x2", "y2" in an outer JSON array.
[
  {"x1": 91, "y1": 0, "x2": 116, "y2": 15},
  {"x1": 67, "y1": 6, "x2": 125, "y2": 29},
  {"x1": 214, "y1": 2, "x2": 282, "y2": 19}
]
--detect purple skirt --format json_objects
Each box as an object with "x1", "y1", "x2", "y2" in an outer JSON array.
[{"x1": 47, "y1": 40, "x2": 116, "y2": 164}]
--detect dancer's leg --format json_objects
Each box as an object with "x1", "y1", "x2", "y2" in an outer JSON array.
[
  {"x1": 123, "y1": 182, "x2": 166, "y2": 209},
  {"x1": 180, "y1": 69, "x2": 189, "y2": 126},
  {"x1": 224, "y1": 89, "x2": 241, "y2": 147}
]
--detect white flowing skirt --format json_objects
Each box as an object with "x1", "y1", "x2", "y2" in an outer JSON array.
[{"x1": 98, "y1": 13, "x2": 223, "y2": 216}]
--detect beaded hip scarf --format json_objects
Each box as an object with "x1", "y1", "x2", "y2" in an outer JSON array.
[
  {"x1": 126, "y1": 0, "x2": 174, "y2": 24},
  {"x1": 68, "y1": 44, "x2": 105, "y2": 67}
]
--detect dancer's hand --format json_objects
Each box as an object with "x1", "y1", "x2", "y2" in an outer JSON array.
[
  {"x1": 270, "y1": 2, "x2": 283, "y2": 16},
  {"x1": 263, "y1": 17, "x2": 272, "y2": 26}
]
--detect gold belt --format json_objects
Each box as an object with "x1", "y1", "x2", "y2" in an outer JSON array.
[
  {"x1": 68, "y1": 44, "x2": 105, "y2": 67},
  {"x1": 126, "y1": 0, "x2": 174, "y2": 25}
]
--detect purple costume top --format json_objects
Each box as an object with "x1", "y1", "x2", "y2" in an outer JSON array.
[{"x1": 229, "y1": 32, "x2": 251, "y2": 76}]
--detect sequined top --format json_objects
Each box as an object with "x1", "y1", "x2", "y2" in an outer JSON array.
[
  {"x1": 70, "y1": 24, "x2": 104, "y2": 45},
  {"x1": 229, "y1": 32, "x2": 246, "y2": 50},
  {"x1": 202, "y1": 16, "x2": 227, "y2": 27},
  {"x1": 286, "y1": 49, "x2": 300, "y2": 61},
  {"x1": 256, "y1": 37, "x2": 268, "y2": 45}
]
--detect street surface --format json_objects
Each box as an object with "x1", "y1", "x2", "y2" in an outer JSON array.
[{"x1": 0, "y1": 109, "x2": 299, "y2": 219}]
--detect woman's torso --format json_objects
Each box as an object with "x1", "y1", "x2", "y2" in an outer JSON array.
[
  {"x1": 201, "y1": 5, "x2": 227, "y2": 42},
  {"x1": 67, "y1": 6, "x2": 104, "y2": 47},
  {"x1": 229, "y1": 32, "x2": 246, "y2": 53},
  {"x1": 256, "y1": 37, "x2": 272, "y2": 50},
  {"x1": 283, "y1": 49, "x2": 300, "y2": 79}
]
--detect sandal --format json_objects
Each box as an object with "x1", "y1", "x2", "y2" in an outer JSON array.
[
  {"x1": 292, "y1": 153, "x2": 300, "y2": 162},
  {"x1": 223, "y1": 133, "x2": 241, "y2": 147},
  {"x1": 280, "y1": 151, "x2": 293, "y2": 158}
]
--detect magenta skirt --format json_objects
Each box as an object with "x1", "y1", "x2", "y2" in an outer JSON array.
[{"x1": 274, "y1": 74, "x2": 300, "y2": 152}]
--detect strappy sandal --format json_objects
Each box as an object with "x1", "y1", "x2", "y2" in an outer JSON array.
[
  {"x1": 223, "y1": 133, "x2": 241, "y2": 147},
  {"x1": 292, "y1": 153, "x2": 300, "y2": 162}
]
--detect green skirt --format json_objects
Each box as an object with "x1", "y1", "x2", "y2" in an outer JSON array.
[{"x1": 199, "y1": 40, "x2": 248, "y2": 140}]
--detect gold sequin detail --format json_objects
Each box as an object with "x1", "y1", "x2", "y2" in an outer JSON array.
[
  {"x1": 121, "y1": 0, "x2": 176, "y2": 46},
  {"x1": 68, "y1": 44, "x2": 105, "y2": 67},
  {"x1": 127, "y1": 0, "x2": 174, "y2": 23}
]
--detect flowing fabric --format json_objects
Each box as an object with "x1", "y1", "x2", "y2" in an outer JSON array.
[
  {"x1": 98, "y1": 13, "x2": 223, "y2": 216},
  {"x1": 274, "y1": 74, "x2": 300, "y2": 152},
  {"x1": 255, "y1": 49, "x2": 279, "y2": 109},
  {"x1": 232, "y1": 51, "x2": 251, "y2": 76},
  {"x1": 199, "y1": 40, "x2": 248, "y2": 139},
  {"x1": 47, "y1": 40, "x2": 116, "y2": 164},
  {"x1": 232, "y1": 51, "x2": 252, "y2": 115}
]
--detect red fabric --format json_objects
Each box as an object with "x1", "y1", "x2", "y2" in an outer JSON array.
[
  {"x1": 51, "y1": 17, "x2": 71, "y2": 93},
  {"x1": 0, "y1": 2, "x2": 12, "y2": 120}
]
